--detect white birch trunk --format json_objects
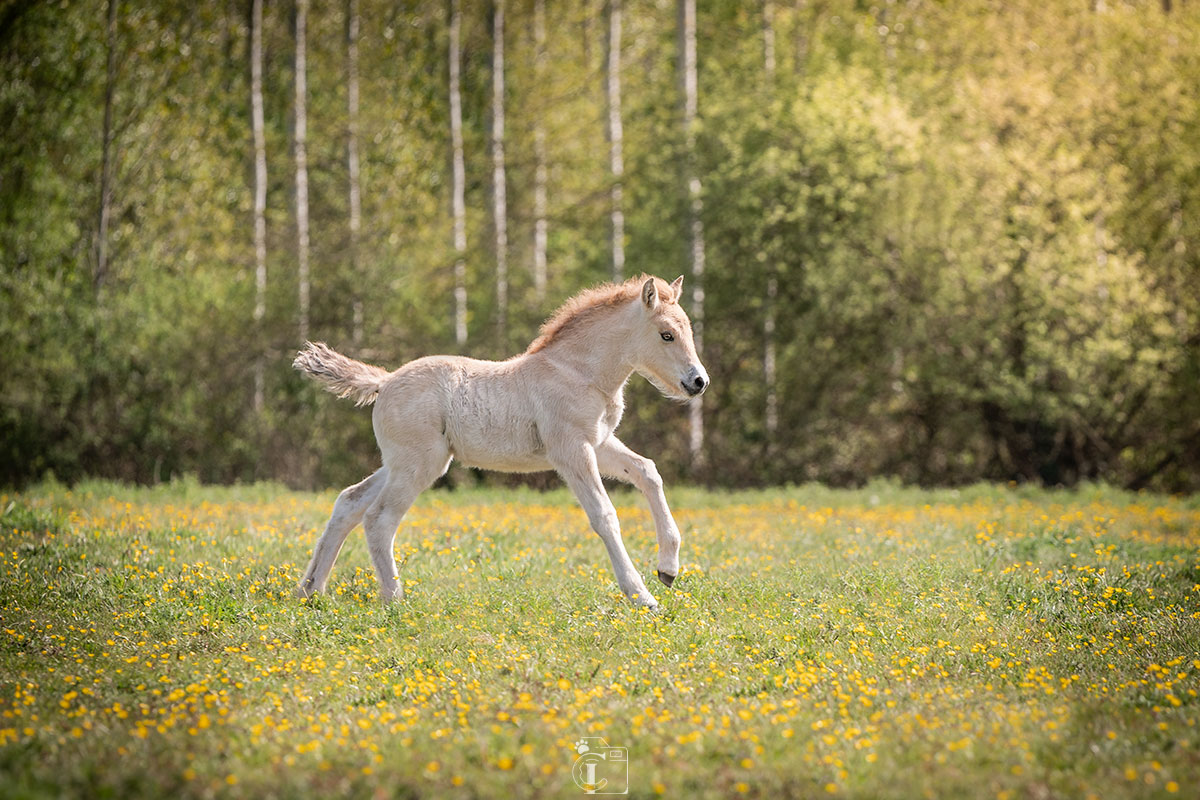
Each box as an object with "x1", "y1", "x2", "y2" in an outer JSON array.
[
  {"x1": 492, "y1": 0, "x2": 508, "y2": 345},
  {"x1": 763, "y1": 0, "x2": 779, "y2": 437},
  {"x1": 763, "y1": 0, "x2": 776, "y2": 77},
  {"x1": 295, "y1": 0, "x2": 311, "y2": 343},
  {"x1": 347, "y1": 0, "x2": 363, "y2": 345},
  {"x1": 532, "y1": 0, "x2": 548, "y2": 301},
  {"x1": 251, "y1": 0, "x2": 268, "y2": 412},
  {"x1": 96, "y1": 0, "x2": 117, "y2": 294},
  {"x1": 794, "y1": 0, "x2": 808, "y2": 73},
  {"x1": 680, "y1": 0, "x2": 706, "y2": 467},
  {"x1": 449, "y1": 0, "x2": 468, "y2": 346},
  {"x1": 607, "y1": 0, "x2": 625, "y2": 282}
]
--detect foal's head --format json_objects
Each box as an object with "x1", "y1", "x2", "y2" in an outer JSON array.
[{"x1": 631, "y1": 276, "x2": 709, "y2": 401}]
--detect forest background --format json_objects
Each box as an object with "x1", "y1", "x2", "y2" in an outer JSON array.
[{"x1": 2, "y1": 0, "x2": 1198, "y2": 492}]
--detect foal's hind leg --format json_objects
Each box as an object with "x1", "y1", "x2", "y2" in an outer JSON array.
[
  {"x1": 296, "y1": 469, "x2": 386, "y2": 598},
  {"x1": 362, "y1": 445, "x2": 451, "y2": 603}
]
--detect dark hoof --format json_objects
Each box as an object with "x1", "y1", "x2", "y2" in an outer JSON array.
[{"x1": 656, "y1": 570, "x2": 676, "y2": 588}]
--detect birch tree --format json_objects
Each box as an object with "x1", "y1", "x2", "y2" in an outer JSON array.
[
  {"x1": 251, "y1": 0, "x2": 268, "y2": 411},
  {"x1": 492, "y1": 0, "x2": 508, "y2": 345},
  {"x1": 295, "y1": 0, "x2": 311, "y2": 343},
  {"x1": 449, "y1": 0, "x2": 467, "y2": 346},
  {"x1": 680, "y1": 0, "x2": 706, "y2": 467},
  {"x1": 606, "y1": 0, "x2": 625, "y2": 281},
  {"x1": 346, "y1": 0, "x2": 363, "y2": 344},
  {"x1": 531, "y1": 0, "x2": 548, "y2": 300},
  {"x1": 95, "y1": 0, "x2": 117, "y2": 294},
  {"x1": 762, "y1": 0, "x2": 779, "y2": 438}
]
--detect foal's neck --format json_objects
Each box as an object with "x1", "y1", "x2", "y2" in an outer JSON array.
[{"x1": 534, "y1": 302, "x2": 637, "y2": 399}]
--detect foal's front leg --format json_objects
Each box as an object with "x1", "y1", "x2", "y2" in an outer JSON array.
[
  {"x1": 595, "y1": 437, "x2": 682, "y2": 587},
  {"x1": 549, "y1": 442, "x2": 658, "y2": 609}
]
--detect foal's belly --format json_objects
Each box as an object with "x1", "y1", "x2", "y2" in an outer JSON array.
[
  {"x1": 443, "y1": 396, "x2": 552, "y2": 473},
  {"x1": 448, "y1": 423, "x2": 552, "y2": 473},
  {"x1": 455, "y1": 448, "x2": 553, "y2": 473}
]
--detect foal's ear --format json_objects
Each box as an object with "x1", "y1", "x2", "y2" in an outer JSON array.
[
  {"x1": 641, "y1": 277, "x2": 659, "y2": 311},
  {"x1": 669, "y1": 275, "x2": 684, "y2": 302}
]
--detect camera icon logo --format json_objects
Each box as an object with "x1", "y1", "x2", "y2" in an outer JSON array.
[{"x1": 571, "y1": 737, "x2": 628, "y2": 795}]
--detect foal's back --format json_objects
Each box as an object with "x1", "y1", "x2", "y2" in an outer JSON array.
[{"x1": 373, "y1": 352, "x2": 556, "y2": 474}]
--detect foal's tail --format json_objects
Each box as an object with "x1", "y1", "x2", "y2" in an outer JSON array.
[{"x1": 293, "y1": 342, "x2": 390, "y2": 407}]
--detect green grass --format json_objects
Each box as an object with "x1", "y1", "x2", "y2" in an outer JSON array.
[{"x1": 1, "y1": 480, "x2": 1198, "y2": 799}]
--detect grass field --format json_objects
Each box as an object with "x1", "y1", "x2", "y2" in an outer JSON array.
[{"x1": 1, "y1": 480, "x2": 1198, "y2": 799}]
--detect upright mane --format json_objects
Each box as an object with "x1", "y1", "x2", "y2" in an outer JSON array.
[{"x1": 526, "y1": 274, "x2": 676, "y2": 355}]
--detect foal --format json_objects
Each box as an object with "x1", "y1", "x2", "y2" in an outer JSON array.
[{"x1": 293, "y1": 275, "x2": 708, "y2": 609}]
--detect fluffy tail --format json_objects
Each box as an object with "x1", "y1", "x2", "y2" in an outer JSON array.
[{"x1": 293, "y1": 342, "x2": 390, "y2": 407}]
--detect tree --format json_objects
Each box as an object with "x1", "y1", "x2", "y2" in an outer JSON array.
[
  {"x1": 492, "y1": 0, "x2": 508, "y2": 346},
  {"x1": 531, "y1": 0, "x2": 548, "y2": 301},
  {"x1": 449, "y1": 0, "x2": 467, "y2": 346},
  {"x1": 679, "y1": 0, "x2": 705, "y2": 468},
  {"x1": 295, "y1": 0, "x2": 311, "y2": 342},
  {"x1": 761, "y1": 0, "x2": 779, "y2": 439},
  {"x1": 606, "y1": 0, "x2": 624, "y2": 281},
  {"x1": 95, "y1": 0, "x2": 118, "y2": 294},
  {"x1": 346, "y1": 0, "x2": 362, "y2": 344},
  {"x1": 250, "y1": 0, "x2": 268, "y2": 411}
]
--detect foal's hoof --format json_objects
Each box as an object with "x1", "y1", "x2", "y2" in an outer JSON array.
[
  {"x1": 656, "y1": 570, "x2": 676, "y2": 588},
  {"x1": 295, "y1": 582, "x2": 317, "y2": 600}
]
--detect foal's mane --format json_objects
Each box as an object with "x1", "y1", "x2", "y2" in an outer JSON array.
[{"x1": 526, "y1": 274, "x2": 675, "y2": 355}]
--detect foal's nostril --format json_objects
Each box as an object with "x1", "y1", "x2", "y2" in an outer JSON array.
[
  {"x1": 682, "y1": 373, "x2": 707, "y2": 396},
  {"x1": 681, "y1": 367, "x2": 708, "y2": 396}
]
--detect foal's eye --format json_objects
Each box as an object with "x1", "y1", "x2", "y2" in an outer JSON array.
[{"x1": 660, "y1": 332, "x2": 674, "y2": 342}]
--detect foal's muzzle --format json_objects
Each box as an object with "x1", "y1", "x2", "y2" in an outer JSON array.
[{"x1": 681, "y1": 366, "x2": 708, "y2": 397}]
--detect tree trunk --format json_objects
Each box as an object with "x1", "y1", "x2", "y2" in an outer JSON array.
[
  {"x1": 606, "y1": 0, "x2": 625, "y2": 282},
  {"x1": 95, "y1": 0, "x2": 117, "y2": 294},
  {"x1": 449, "y1": 0, "x2": 467, "y2": 346},
  {"x1": 794, "y1": 0, "x2": 808, "y2": 75},
  {"x1": 346, "y1": 0, "x2": 363, "y2": 345},
  {"x1": 295, "y1": 0, "x2": 311, "y2": 343},
  {"x1": 251, "y1": 0, "x2": 268, "y2": 411},
  {"x1": 492, "y1": 0, "x2": 508, "y2": 347},
  {"x1": 762, "y1": 0, "x2": 776, "y2": 76},
  {"x1": 532, "y1": 0, "x2": 548, "y2": 301},
  {"x1": 679, "y1": 0, "x2": 706, "y2": 469},
  {"x1": 762, "y1": 0, "x2": 778, "y2": 438}
]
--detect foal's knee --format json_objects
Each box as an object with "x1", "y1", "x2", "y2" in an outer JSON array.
[
  {"x1": 645, "y1": 462, "x2": 664, "y2": 494},
  {"x1": 588, "y1": 508, "x2": 621, "y2": 540},
  {"x1": 634, "y1": 457, "x2": 664, "y2": 494}
]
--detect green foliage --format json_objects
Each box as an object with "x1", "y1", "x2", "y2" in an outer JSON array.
[{"x1": 1, "y1": 0, "x2": 1198, "y2": 490}]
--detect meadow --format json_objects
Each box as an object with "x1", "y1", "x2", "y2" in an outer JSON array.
[{"x1": 1, "y1": 480, "x2": 1197, "y2": 799}]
